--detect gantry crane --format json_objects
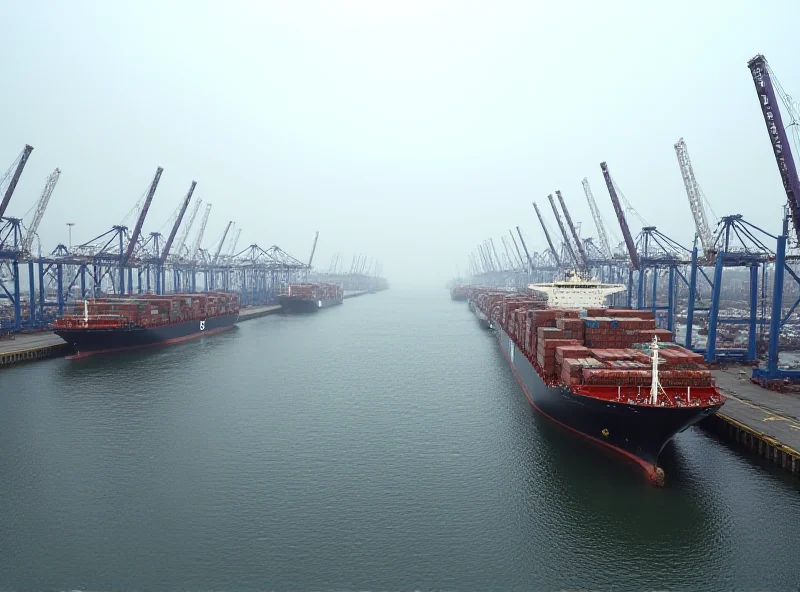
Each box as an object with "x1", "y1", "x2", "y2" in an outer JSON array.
[
  {"x1": 308, "y1": 231, "x2": 319, "y2": 267},
  {"x1": 508, "y1": 229, "x2": 526, "y2": 270},
  {"x1": 489, "y1": 238, "x2": 503, "y2": 271},
  {"x1": 22, "y1": 168, "x2": 61, "y2": 255},
  {"x1": 600, "y1": 162, "x2": 639, "y2": 270},
  {"x1": 748, "y1": 54, "x2": 800, "y2": 244},
  {"x1": 555, "y1": 190, "x2": 587, "y2": 268},
  {"x1": 227, "y1": 227, "x2": 242, "y2": 260},
  {"x1": 581, "y1": 177, "x2": 612, "y2": 258},
  {"x1": 160, "y1": 181, "x2": 196, "y2": 264},
  {"x1": 174, "y1": 197, "x2": 203, "y2": 259},
  {"x1": 674, "y1": 138, "x2": 714, "y2": 258},
  {"x1": 191, "y1": 203, "x2": 212, "y2": 262},
  {"x1": 213, "y1": 221, "x2": 233, "y2": 265},
  {"x1": 0, "y1": 144, "x2": 34, "y2": 220},
  {"x1": 123, "y1": 167, "x2": 163, "y2": 266},
  {"x1": 547, "y1": 194, "x2": 579, "y2": 268},
  {"x1": 532, "y1": 202, "x2": 561, "y2": 267},
  {"x1": 515, "y1": 226, "x2": 534, "y2": 273},
  {"x1": 501, "y1": 235, "x2": 517, "y2": 269}
]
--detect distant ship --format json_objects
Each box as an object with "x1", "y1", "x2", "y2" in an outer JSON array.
[
  {"x1": 450, "y1": 285, "x2": 469, "y2": 301},
  {"x1": 470, "y1": 271, "x2": 725, "y2": 485},
  {"x1": 52, "y1": 292, "x2": 239, "y2": 358},
  {"x1": 278, "y1": 283, "x2": 343, "y2": 313}
]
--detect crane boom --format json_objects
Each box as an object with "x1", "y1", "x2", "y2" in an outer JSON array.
[
  {"x1": 175, "y1": 197, "x2": 202, "y2": 259},
  {"x1": 160, "y1": 181, "x2": 196, "y2": 264},
  {"x1": 515, "y1": 226, "x2": 534, "y2": 272},
  {"x1": 747, "y1": 54, "x2": 800, "y2": 243},
  {"x1": 532, "y1": 202, "x2": 561, "y2": 267},
  {"x1": 581, "y1": 178, "x2": 612, "y2": 258},
  {"x1": 308, "y1": 231, "x2": 319, "y2": 267},
  {"x1": 213, "y1": 221, "x2": 233, "y2": 264},
  {"x1": 489, "y1": 238, "x2": 503, "y2": 271},
  {"x1": 228, "y1": 228, "x2": 241, "y2": 258},
  {"x1": 556, "y1": 190, "x2": 588, "y2": 268},
  {"x1": 124, "y1": 166, "x2": 163, "y2": 265},
  {"x1": 600, "y1": 162, "x2": 639, "y2": 270},
  {"x1": 478, "y1": 244, "x2": 492, "y2": 271},
  {"x1": 501, "y1": 235, "x2": 516, "y2": 269},
  {"x1": 0, "y1": 144, "x2": 34, "y2": 220},
  {"x1": 484, "y1": 240, "x2": 497, "y2": 270},
  {"x1": 509, "y1": 229, "x2": 525, "y2": 269},
  {"x1": 674, "y1": 139, "x2": 713, "y2": 256},
  {"x1": 22, "y1": 168, "x2": 61, "y2": 254},
  {"x1": 547, "y1": 194, "x2": 578, "y2": 267},
  {"x1": 191, "y1": 203, "x2": 212, "y2": 262}
]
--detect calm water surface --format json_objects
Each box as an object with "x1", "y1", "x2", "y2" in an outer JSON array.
[{"x1": 1, "y1": 289, "x2": 799, "y2": 591}]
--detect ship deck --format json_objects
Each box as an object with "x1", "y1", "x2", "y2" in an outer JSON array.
[{"x1": 705, "y1": 368, "x2": 800, "y2": 475}]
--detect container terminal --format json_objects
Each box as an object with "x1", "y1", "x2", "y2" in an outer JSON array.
[
  {"x1": 0, "y1": 152, "x2": 388, "y2": 340},
  {"x1": 0, "y1": 151, "x2": 388, "y2": 362},
  {"x1": 454, "y1": 53, "x2": 800, "y2": 480}
]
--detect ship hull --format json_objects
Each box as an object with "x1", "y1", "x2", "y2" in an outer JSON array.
[
  {"x1": 492, "y1": 323, "x2": 721, "y2": 482},
  {"x1": 54, "y1": 313, "x2": 239, "y2": 358},
  {"x1": 277, "y1": 296, "x2": 343, "y2": 313}
]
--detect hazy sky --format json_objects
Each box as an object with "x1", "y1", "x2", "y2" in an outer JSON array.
[{"x1": 3, "y1": 0, "x2": 800, "y2": 286}]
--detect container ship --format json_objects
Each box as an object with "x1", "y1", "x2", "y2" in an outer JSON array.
[
  {"x1": 469, "y1": 272, "x2": 725, "y2": 485},
  {"x1": 450, "y1": 285, "x2": 469, "y2": 301},
  {"x1": 52, "y1": 292, "x2": 239, "y2": 358},
  {"x1": 278, "y1": 283, "x2": 343, "y2": 313}
]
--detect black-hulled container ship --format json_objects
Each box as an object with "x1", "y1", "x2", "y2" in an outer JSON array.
[
  {"x1": 52, "y1": 292, "x2": 239, "y2": 358},
  {"x1": 469, "y1": 272, "x2": 725, "y2": 485},
  {"x1": 278, "y1": 283, "x2": 343, "y2": 313}
]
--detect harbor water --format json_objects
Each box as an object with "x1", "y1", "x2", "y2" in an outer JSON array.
[{"x1": 1, "y1": 289, "x2": 799, "y2": 590}]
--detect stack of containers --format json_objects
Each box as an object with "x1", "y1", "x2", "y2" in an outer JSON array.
[
  {"x1": 536, "y1": 324, "x2": 581, "y2": 378},
  {"x1": 555, "y1": 344, "x2": 591, "y2": 384}
]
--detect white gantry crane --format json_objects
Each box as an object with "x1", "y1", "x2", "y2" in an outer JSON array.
[
  {"x1": 581, "y1": 177, "x2": 612, "y2": 259},
  {"x1": 22, "y1": 168, "x2": 61, "y2": 255},
  {"x1": 174, "y1": 197, "x2": 203, "y2": 259},
  {"x1": 674, "y1": 138, "x2": 714, "y2": 257},
  {"x1": 191, "y1": 203, "x2": 212, "y2": 262}
]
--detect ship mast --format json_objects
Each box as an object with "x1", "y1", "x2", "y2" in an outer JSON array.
[{"x1": 649, "y1": 335, "x2": 662, "y2": 405}]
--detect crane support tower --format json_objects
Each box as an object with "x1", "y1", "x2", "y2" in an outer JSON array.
[
  {"x1": 533, "y1": 202, "x2": 561, "y2": 267},
  {"x1": 600, "y1": 161, "x2": 639, "y2": 270},
  {"x1": 160, "y1": 181, "x2": 196, "y2": 264},
  {"x1": 0, "y1": 144, "x2": 34, "y2": 220},
  {"x1": 556, "y1": 190, "x2": 588, "y2": 268},
  {"x1": 674, "y1": 139, "x2": 713, "y2": 256},
  {"x1": 547, "y1": 194, "x2": 579, "y2": 268},
  {"x1": 581, "y1": 178, "x2": 612, "y2": 258},
  {"x1": 747, "y1": 54, "x2": 800, "y2": 244}
]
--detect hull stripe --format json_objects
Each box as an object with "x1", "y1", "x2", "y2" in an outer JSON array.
[
  {"x1": 66, "y1": 324, "x2": 235, "y2": 359},
  {"x1": 495, "y1": 329, "x2": 660, "y2": 481}
]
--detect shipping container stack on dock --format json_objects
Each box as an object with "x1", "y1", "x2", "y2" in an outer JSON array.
[{"x1": 466, "y1": 286, "x2": 724, "y2": 485}]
